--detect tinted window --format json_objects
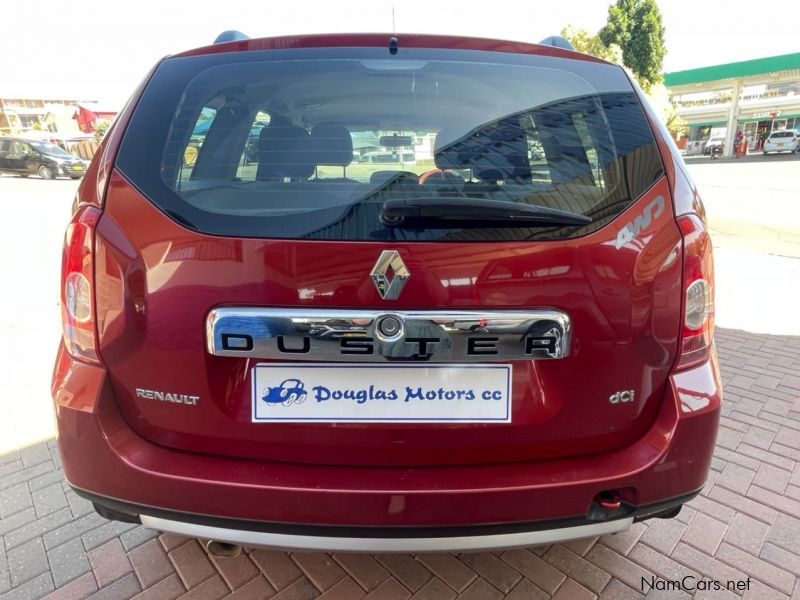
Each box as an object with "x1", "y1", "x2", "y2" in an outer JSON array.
[
  {"x1": 770, "y1": 131, "x2": 794, "y2": 138},
  {"x1": 118, "y1": 48, "x2": 663, "y2": 241}
]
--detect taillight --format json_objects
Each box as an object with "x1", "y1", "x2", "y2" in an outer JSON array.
[
  {"x1": 61, "y1": 206, "x2": 101, "y2": 365},
  {"x1": 676, "y1": 214, "x2": 714, "y2": 369}
]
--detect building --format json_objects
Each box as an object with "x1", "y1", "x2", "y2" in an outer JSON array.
[
  {"x1": 665, "y1": 52, "x2": 800, "y2": 156},
  {"x1": 0, "y1": 97, "x2": 117, "y2": 140}
]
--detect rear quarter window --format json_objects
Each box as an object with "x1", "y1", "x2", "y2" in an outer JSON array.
[{"x1": 117, "y1": 47, "x2": 664, "y2": 242}]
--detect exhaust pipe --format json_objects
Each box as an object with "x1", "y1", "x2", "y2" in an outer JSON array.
[{"x1": 205, "y1": 540, "x2": 242, "y2": 558}]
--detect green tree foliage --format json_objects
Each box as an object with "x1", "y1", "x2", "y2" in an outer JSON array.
[
  {"x1": 560, "y1": 25, "x2": 623, "y2": 65},
  {"x1": 599, "y1": 0, "x2": 665, "y2": 90},
  {"x1": 94, "y1": 119, "x2": 112, "y2": 141}
]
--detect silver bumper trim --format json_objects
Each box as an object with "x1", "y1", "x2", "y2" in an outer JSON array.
[
  {"x1": 140, "y1": 515, "x2": 632, "y2": 552},
  {"x1": 207, "y1": 307, "x2": 571, "y2": 363}
]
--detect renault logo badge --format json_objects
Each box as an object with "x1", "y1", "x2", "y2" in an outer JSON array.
[{"x1": 370, "y1": 251, "x2": 410, "y2": 300}]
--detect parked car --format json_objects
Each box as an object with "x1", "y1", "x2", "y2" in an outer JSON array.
[
  {"x1": 763, "y1": 130, "x2": 800, "y2": 154},
  {"x1": 702, "y1": 137, "x2": 725, "y2": 156},
  {"x1": 53, "y1": 32, "x2": 720, "y2": 553},
  {"x1": 0, "y1": 137, "x2": 88, "y2": 179}
]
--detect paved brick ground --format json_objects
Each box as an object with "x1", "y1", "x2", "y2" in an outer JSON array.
[{"x1": 1, "y1": 328, "x2": 799, "y2": 599}]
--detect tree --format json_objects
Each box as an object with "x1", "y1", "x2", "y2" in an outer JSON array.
[
  {"x1": 94, "y1": 119, "x2": 112, "y2": 141},
  {"x1": 560, "y1": 26, "x2": 623, "y2": 65},
  {"x1": 599, "y1": 0, "x2": 665, "y2": 90}
]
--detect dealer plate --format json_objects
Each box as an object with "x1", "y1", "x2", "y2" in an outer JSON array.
[{"x1": 252, "y1": 363, "x2": 511, "y2": 423}]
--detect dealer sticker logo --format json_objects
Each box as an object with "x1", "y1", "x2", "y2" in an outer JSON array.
[{"x1": 252, "y1": 364, "x2": 512, "y2": 423}]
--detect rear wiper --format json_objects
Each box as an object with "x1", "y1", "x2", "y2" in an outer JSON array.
[{"x1": 380, "y1": 197, "x2": 592, "y2": 229}]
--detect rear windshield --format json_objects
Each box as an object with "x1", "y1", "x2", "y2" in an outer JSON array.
[
  {"x1": 770, "y1": 131, "x2": 795, "y2": 138},
  {"x1": 117, "y1": 47, "x2": 664, "y2": 241}
]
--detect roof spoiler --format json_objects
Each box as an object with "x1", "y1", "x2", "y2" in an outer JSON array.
[
  {"x1": 214, "y1": 30, "x2": 249, "y2": 44},
  {"x1": 538, "y1": 36, "x2": 575, "y2": 51}
]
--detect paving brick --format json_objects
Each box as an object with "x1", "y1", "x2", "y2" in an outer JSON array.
[
  {"x1": 169, "y1": 541, "x2": 215, "y2": 590},
  {"x1": 27, "y1": 471, "x2": 65, "y2": 494},
  {"x1": 271, "y1": 576, "x2": 321, "y2": 600},
  {"x1": 741, "y1": 426, "x2": 775, "y2": 450},
  {"x1": 48, "y1": 537, "x2": 91, "y2": 588},
  {"x1": 0, "y1": 484, "x2": 33, "y2": 520},
  {"x1": 374, "y1": 555, "x2": 431, "y2": 593},
  {"x1": 598, "y1": 579, "x2": 643, "y2": 599},
  {"x1": 457, "y1": 552, "x2": 521, "y2": 593},
  {"x1": 129, "y1": 538, "x2": 173, "y2": 589},
  {"x1": 407, "y1": 577, "x2": 454, "y2": 600},
  {"x1": 499, "y1": 549, "x2": 564, "y2": 594},
  {"x1": 504, "y1": 579, "x2": 548, "y2": 600},
  {"x1": 174, "y1": 575, "x2": 227, "y2": 600},
  {"x1": 561, "y1": 536, "x2": 598, "y2": 557},
  {"x1": 551, "y1": 578, "x2": 597, "y2": 600},
  {"x1": 119, "y1": 527, "x2": 159, "y2": 551},
  {"x1": 130, "y1": 574, "x2": 186, "y2": 600},
  {"x1": 456, "y1": 578, "x2": 503, "y2": 600},
  {"x1": 209, "y1": 551, "x2": 259, "y2": 590},
  {"x1": 88, "y1": 538, "x2": 132, "y2": 588},
  {"x1": 0, "y1": 573, "x2": 54, "y2": 600},
  {"x1": 0, "y1": 450, "x2": 21, "y2": 466},
  {"x1": 251, "y1": 550, "x2": 303, "y2": 590},
  {"x1": 0, "y1": 463, "x2": 55, "y2": 493},
  {"x1": 225, "y1": 575, "x2": 276, "y2": 600},
  {"x1": 741, "y1": 579, "x2": 791, "y2": 599},
  {"x1": 81, "y1": 520, "x2": 138, "y2": 551},
  {"x1": 724, "y1": 513, "x2": 769, "y2": 554},
  {"x1": 159, "y1": 533, "x2": 191, "y2": 552},
  {"x1": 707, "y1": 486, "x2": 777, "y2": 524},
  {"x1": 716, "y1": 463, "x2": 755, "y2": 495},
  {"x1": 0, "y1": 507, "x2": 36, "y2": 537},
  {"x1": 41, "y1": 572, "x2": 97, "y2": 600},
  {"x1": 738, "y1": 444, "x2": 795, "y2": 471},
  {"x1": 671, "y1": 543, "x2": 748, "y2": 589},
  {"x1": 414, "y1": 554, "x2": 474, "y2": 593},
  {"x1": 543, "y1": 545, "x2": 610, "y2": 594},
  {"x1": 8, "y1": 537, "x2": 49, "y2": 587},
  {"x1": 628, "y1": 543, "x2": 699, "y2": 583},
  {"x1": 291, "y1": 553, "x2": 345, "y2": 592},
  {"x1": 63, "y1": 489, "x2": 93, "y2": 519},
  {"x1": 86, "y1": 573, "x2": 141, "y2": 600},
  {"x1": 21, "y1": 445, "x2": 52, "y2": 469},
  {"x1": 5, "y1": 508, "x2": 74, "y2": 551},
  {"x1": 30, "y1": 484, "x2": 67, "y2": 518},
  {"x1": 584, "y1": 544, "x2": 652, "y2": 593},
  {"x1": 638, "y1": 517, "x2": 687, "y2": 555},
  {"x1": 681, "y1": 512, "x2": 728, "y2": 555},
  {"x1": 0, "y1": 461, "x2": 23, "y2": 479},
  {"x1": 746, "y1": 485, "x2": 800, "y2": 518},
  {"x1": 752, "y1": 463, "x2": 793, "y2": 494},
  {"x1": 42, "y1": 512, "x2": 106, "y2": 550},
  {"x1": 715, "y1": 542, "x2": 795, "y2": 595},
  {"x1": 599, "y1": 523, "x2": 646, "y2": 556},
  {"x1": 332, "y1": 554, "x2": 388, "y2": 592}
]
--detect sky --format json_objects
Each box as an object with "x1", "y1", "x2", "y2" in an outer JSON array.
[{"x1": 2, "y1": 0, "x2": 798, "y2": 106}]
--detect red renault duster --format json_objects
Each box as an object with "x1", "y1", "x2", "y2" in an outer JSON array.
[{"x1": 52, "y1": 32, "x2": 720, "y2": 552}]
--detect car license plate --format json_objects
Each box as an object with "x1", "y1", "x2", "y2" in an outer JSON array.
[
  {"x1": 72, "y1": 165, "x2": 84, "y2": 171},
  {"x1": 252, "y1": 363, "x2": 512, "y2": 423}
]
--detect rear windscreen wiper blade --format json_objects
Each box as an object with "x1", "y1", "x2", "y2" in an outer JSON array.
[{"x1": 380, "y1": 197, "x2": 592, "y2": 229}]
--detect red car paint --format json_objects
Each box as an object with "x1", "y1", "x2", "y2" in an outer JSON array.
[{"x1": 53, "y1": 33, "x2": 720, "y2": 545}]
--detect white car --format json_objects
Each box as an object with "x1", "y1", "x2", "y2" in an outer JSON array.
[{"x1": 763, "y1": 130, "x2": 799, "y2": 154}]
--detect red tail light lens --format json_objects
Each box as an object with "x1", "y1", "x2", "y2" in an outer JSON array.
[
  {"x1": 676, "y1": 214, "x2": 714, "y2": 369},
  {"x1": 61, "y1": 206, "x2": 101, "y2": 365}
]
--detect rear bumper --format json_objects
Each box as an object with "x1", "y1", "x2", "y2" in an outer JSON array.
[{"x1": 52, "y1": 343, "x2": 721, "y2": 547}]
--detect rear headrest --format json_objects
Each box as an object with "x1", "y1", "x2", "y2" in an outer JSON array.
[
  {"x1": 257, "y1": 125, "x2": 314, "y2": 180},
  {"x1": 311, "y1": 125, "x2": 353, "y2": 166},
  {"x1": 435, "y1": 120, "x2": 531, "y2": 181}
]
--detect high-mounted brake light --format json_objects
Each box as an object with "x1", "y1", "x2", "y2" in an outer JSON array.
[
  {"x1": 676, "y1": 214, "x2": 714, "y2": 370},
  {"x1": 61, "y1": 206, "x2": 101, "y2": 365}
]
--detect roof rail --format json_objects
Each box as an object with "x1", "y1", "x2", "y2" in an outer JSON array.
[
  {"x1": 214, "y1": 30, "x2": 249, "y2": 44},
  {"x1": 538, "y1": 36, "x2": 575, "y2": 51}
]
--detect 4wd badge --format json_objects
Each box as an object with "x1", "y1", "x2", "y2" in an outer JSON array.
[{"x1": 371, "y1": 250, "x2": 410, "y2": 300}]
